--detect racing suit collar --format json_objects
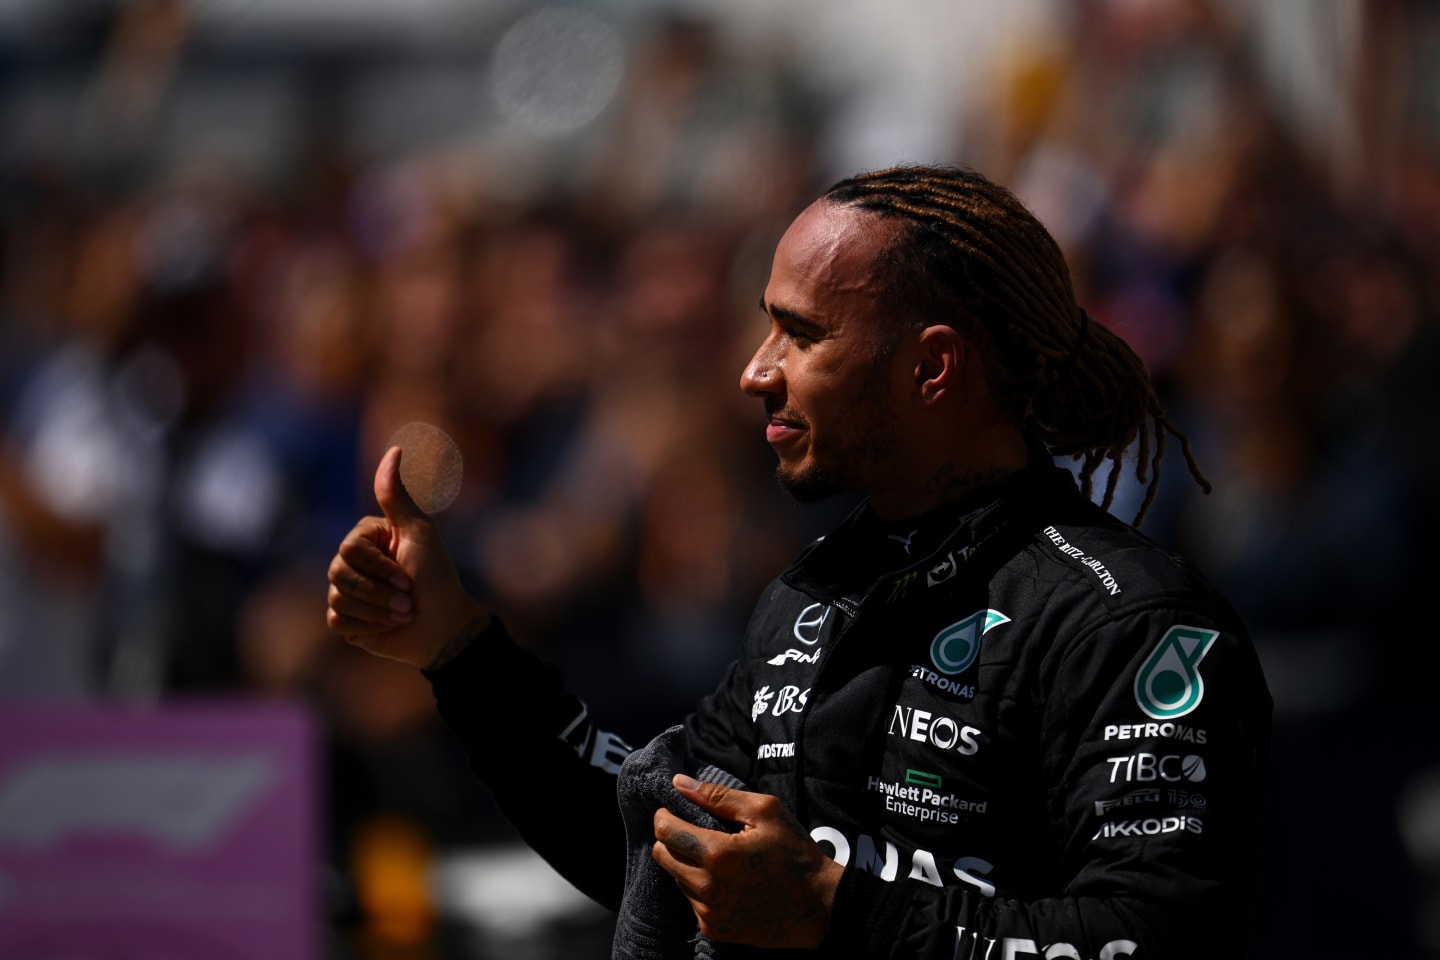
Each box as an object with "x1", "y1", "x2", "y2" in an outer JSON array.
[{"x1": 782, "y1": 449, "x2": 1081, "y2": 603}]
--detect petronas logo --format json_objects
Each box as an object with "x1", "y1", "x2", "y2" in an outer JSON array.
[
  {"x1": 1135, "y1": 626, "x2": 1219, "y2": 720},
  {"x1": 930, "y1": 610, "x2": 1010, "y2": 676}
]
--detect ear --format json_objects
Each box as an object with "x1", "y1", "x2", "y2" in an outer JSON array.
[{"x1": 913, "y1": 324, "x2": 967, "y2": 404}]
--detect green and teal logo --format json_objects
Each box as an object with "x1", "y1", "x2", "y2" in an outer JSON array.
[
  {"x1": 930, "y1": 609, "x2": 1010, "y2": 676},
  {"x1": 905, "y1": 769, "x2": 942, "y2": 789},
  {"x1": 1135, "y1": 626, "x2": 1219, "y2": 720}
]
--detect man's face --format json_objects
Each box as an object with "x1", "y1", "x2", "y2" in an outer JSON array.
[{"x1": 741, "y1": 200, "x2": 908, "y2": 502}]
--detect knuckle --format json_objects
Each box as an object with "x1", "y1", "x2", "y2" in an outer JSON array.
[
  {"x1": 337, "y1": 537, "x2": 370, "y2": 564},
  {"x1": 710, "y1": 846, "x2": 741, "y2": 873}
]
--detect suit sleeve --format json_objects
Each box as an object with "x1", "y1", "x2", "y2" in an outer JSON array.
[
  {"x1": 424, "y1": 618, "x2": 637, "y2": 910},
  {"x1": 820, "y1": 604, "x2": 1272, "y2": 960}
]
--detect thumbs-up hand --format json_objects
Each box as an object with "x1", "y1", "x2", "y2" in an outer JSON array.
[{"x1": 326, "y1": 446, "x2": 490, "y2": 669}]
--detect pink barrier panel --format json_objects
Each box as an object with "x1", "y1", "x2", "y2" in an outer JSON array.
[{"x1": 0, "y1": 701, "x2": 318, "y2": 960}]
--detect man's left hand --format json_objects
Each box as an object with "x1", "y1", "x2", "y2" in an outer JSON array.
[{"x1": 652, "y1": 775, "x2": 843, "y2": 949}]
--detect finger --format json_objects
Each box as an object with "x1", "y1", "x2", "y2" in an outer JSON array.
[
  {"x1": 327, "y1": 608, "x2": 409, "y2": 637},
  {"x1": 661, "y1": 828, "x2": 708, "y2": 863},
  {"x1": 653, "y1": 808, "x2": 724, "y2": 864},
  {"x1": 334, "y1": 525, "x2": 412, "y2": 590},
  {"x1": 327, "y1": 561, "x2": 405, "y2": 615},
  {"x1": 671, "y1": 775, "x2": 756, "y2": 824},
  {"x1": 374, "y1": 446, "x2": 426, "y2": 526},
  {"x1": 327, "y1": 582, "x2": 412, "y2": 625},
  {"x1": 650, "y1": 839, "x2": 710, "y2": 901}
]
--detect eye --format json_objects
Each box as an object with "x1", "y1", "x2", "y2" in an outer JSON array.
[{"x1": 779, "y1": 320, "x2": 824, "y2": 347}]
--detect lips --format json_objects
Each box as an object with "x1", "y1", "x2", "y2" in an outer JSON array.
[
  {"x1": 762, "y1": 397, "x2": 806, "y2": 444},
  {"x1": 764, "y1": 409, "x2": 806, "y2": 445},
  {"x1": 766, "y1": 421, "x2": 803, "y2": 443}
]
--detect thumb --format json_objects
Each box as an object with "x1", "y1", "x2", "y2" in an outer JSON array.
[
  {"x1": 672, "y1": 774, "x2": 748, "y2": 821},
  {"x1": 374, "y1": 446, "x2": 425, "y2": 525}
]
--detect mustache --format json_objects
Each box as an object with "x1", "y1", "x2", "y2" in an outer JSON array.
[{"x1": 763, "y1": 397, "x2": 807, "y2": 428}]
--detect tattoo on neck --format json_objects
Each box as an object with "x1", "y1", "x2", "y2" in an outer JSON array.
[
  {"x1": 426, "y1": 614, "x2": 491, "y2": 671},
  {"x1": 925, "y1": 462, "x2": 1014, "y2": 502}
]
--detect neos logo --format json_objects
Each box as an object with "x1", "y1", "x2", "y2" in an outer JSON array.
[
  {"x1": 793, "y1": 603, "x2": 829, "y2": 646},
  {"x1": 930, "y1": 609, "x2": 1010, "y2": 675},
  {"x1": 889, "y1": 705, "x2": 981, "y2": 756}
]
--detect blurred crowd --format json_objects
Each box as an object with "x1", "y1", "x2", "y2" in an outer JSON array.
[{"x1": 2, "y1": 0, "x2": 1439, "y2": 957}]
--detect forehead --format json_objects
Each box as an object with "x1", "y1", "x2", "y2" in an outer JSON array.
[{"x1": 765, "y1": 200, "x2": 897, "y2": 324}]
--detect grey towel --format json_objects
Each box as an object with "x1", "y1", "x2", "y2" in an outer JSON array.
[{"x1": 613, "y1": 725, "x2": 778, "y2": 960}]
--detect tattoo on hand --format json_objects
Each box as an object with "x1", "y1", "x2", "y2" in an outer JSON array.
[
  {"x1": 696, "y1": 801, "x2": 828, "y2": 947},
  {"x1": 925, "y1": 462, "x2": 1013, "y2": 502},
  {"x1": 668, "y1": 830, "x2": 706, "y2": 861}
]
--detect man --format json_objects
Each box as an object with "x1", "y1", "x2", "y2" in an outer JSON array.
[{"x1": 327, "y1": 166, "x2": 1271, "y2": 958}]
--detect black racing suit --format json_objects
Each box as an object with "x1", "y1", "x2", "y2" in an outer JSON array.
[{"x1": 428, "y1": 460, "x2": 1272, "y2": 959}]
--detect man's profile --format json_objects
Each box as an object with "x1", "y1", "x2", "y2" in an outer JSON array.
[{"x1": 326, "y1": 164, "x2": 1271, "y2": 959}]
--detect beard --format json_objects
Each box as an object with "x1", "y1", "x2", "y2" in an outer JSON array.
[
  {"x1": 773, "y1": 363, "x2": 898, "y2": 503},
  {"x1": 775, "y1": 458, "x2": 848, "y2": 503}
]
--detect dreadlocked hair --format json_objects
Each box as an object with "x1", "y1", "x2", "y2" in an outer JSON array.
[{"x1": 823, "y1": 164, "x2": 1209, "y2": 526}]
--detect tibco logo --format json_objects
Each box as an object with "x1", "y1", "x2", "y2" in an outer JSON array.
[{"x1": 1105, "y1": 753, "x2": 1206, "y2": 784}]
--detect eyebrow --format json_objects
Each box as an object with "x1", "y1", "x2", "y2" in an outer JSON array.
[{"x1": 759, "y1": 296, "x2": 825, "y2": 336}]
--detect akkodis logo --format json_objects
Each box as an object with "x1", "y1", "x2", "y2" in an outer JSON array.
[
  {"x1": 1135, "y1": 626, "x2": 1219, "y2": 720},
  {"x1": 929, "y1": 610, "x2": 1010, "y2": 676}
]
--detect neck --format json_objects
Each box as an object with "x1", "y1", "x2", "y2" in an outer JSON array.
[{"x1": 868, "y1": 424, "x2": 1031, "y2": 521}]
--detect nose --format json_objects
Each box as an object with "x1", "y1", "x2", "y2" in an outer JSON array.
[{"x1": 739, "y1": 330, "x2": 784, "y2": 398}]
